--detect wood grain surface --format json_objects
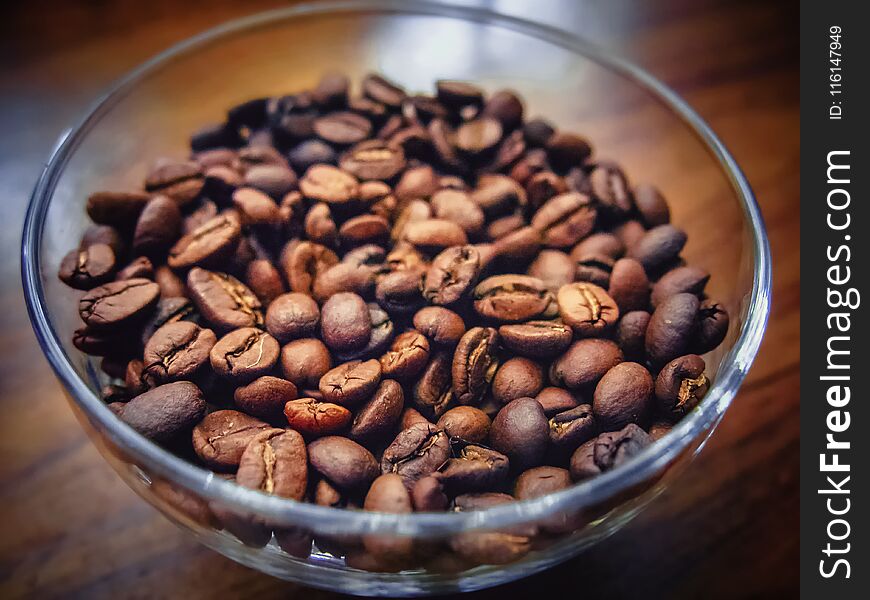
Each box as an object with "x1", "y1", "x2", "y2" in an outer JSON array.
[{"x1": 0, "y1": 0, "x2": 798, "y2": 597}]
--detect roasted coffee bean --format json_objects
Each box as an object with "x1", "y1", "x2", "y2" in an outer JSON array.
[
  {"x1": 550, "y1": 339, "x2": 623, "y2": 390},
  {"x1": 514, "y1": 466, "x2": 578, "y2": 533},
  {"x1": 318, "y1": 359, "x2": 382, "y2": 406},
  {"x1": 401, "y1": 407, "x2": 433, "y2": 430},
  {"x1": 142, "y1": 321, "x2": 216, "y2": 384},
  {"x1": 375, "y1": 269, "x2": 425, "y2": 315},
  {"x1": 572, "y1": 232, "x2": 625, "y2": 261},
  {"x1": 436, "y1": 442, "x2": 509, "y2": 493},
  {"x1": 593, "y1": 362, "x2": 653, "y2": 431},
  {"x1": 234, "y1": 375, "x2": 298, "y2": 420},
  {"x1": 557, "y1": 282, "x2": 619, "y2": 337},
  {"x1": 413, "y1": 306, "x2": 466, "y2": 346},
  {"x1": 492, "y1": 226, "x2": 542, "y2": 262},
  {"x1": 629, "y1": 224, "x2": 687, "y2": 273},
  {"x1": 634, "y1": 184, "x2": 670, "y2": 227},
  {"x1": 299, "y1": 164, "x2": 359, "y2": 205},
  {"x1": 435, "y1": 80, "x2": 483, "y2": 110},
  {"x1": 59, "y1": 243, "x2": 116, "y2": 290},
  {"x1": 381, "y1": 423, "x2": 450, "y2": 489},
  {"x1": 280, "y1": 338, "x2": 332, "y2": 389},
  {"x1": 124, "y1": 359, "x2": 146, "y2": 396},
  {"x1": 350, "y1": 379, "x2": 404, "y2": 442},
  {"x1": 435, "y1": 406, "x2": 491, "y2": 443},
  {"x1": 343, "y1": 244, "x2": 387, "y2": 268},
  {"x1": 485, "y1": 129, "x2": 526, "y2": 172},
  {"x1": 608, "y1": 258, "x2": 650, "y2": 313},
  {"x1": 406, "y1": 93, "x2": 449, "y2": 124},
  {"x1": 527, "y1": 250, "x2": 575, "y2": 291},
  {"x1": 314, "y1": 112, "x2": 373, "y2": 146},
  {"x1": 454, "y1": 118, "x2": 503, "y2": 158},
  {"x1": 192, "y1": 410, "x2": 272, "y2": 471},
  {"x1": 490, "y1": 397, "x2": 548, "y2": 470},
  {"x1": 79, "y1": 278, "x2": 160, "y2": 329},
  {"x1": 80, "y1": 224, "x2": 124, "y2": 256},
  {"x1": 339, "y1": 214, "x2": 390, "y2": 247},
  {"x1": 655, "y1": 354, "x2": 708, "y2": 418},
  {"x1": 391, "y1": 200, "x2": 432, "y2": 242},
  {"x1": 340, "y1": 139, "x2": 405, "y2": 181},
  {"x1": 411, "y1": 475, "x2": 448, "y2": 511},
  {"x1": 452, "y1": 327, "x2": 499, "y2": 405},
  {"x1": 497, "y1": 320, "x2": 572, "y2": 358},
  {"x1": 312, "y1": 72, "x2": 349, "y2": 108},
  {"x1": 692, "y1": 298, "x2": 729, "y2": 351},
  {"x1": 472, "y1": 174, "x2": 526, "y2": 217},
  {"x1": 245, "y1": 259, "x2": 285, "y2": 305},
  {"x1": 102, "y1": 384, "x2": 130, "y2": 403},
  {"x1": 182, "y1": 199, "x2": 219, "y2": 235},
  {"x1": 237, "y1": 429, "x2": 308, "y2": 501},
  {"x1": 531, "y1": 192, "x2": 596, "y2": 248},
  {"x1": 116, "y1": 256, "x2": 154, "y2": 281},
  {"x1": 145, "y1": 159, "x2": 205, "y2": 206},
  {"x1": 482, "y1": 89, "x2": 524, "y2": 130},
  {"x1": 451, "y1": 494, "x2": 533, "y2": 565},
  {"x1": 421, "y1": 245, "x2": 480, "y2": 306},
  {"x1": 616, "y1": 310, "x2": 651, "y2": 360},
  {"x1": 140, "y1": 297, "x2": 196, "y2": 345},
  {"x1": 394, "y1": 165, "x2": 439, "y2": 201},
  {"x1": 388, "y1": 125, "x2": 432, "y2": 160},
  {"x1": 209, "y1": 327, "x2": 279, "y2": 382},
  {"x1": 281, "y1": 240, "x2": 339, "y2": 294},
  {"x1": 491, "y1": 357, "x2": 544, "y2": 405},
  {"x1": 593, "y1": 423, "x2": 652, "y2": 471},
  {"x1": 284, "y1": 398, "x2": 352, "y2": 436},
  {"x1": 334, "y1": 302, "x2": 394, "y2": 362},
  {"x1": 486, "y1": 213, "x2": 524, "y2": 240},
  {"x1": 413, "y1": 351, "x2": 455, "y2": 419},
  {"x1": 244, "y1": 164, "x2": 297, "y2": 200},
  {"x1": 288, "y1": 139, "x2": 337, "y2": 172},
  {"x1": 232, "y1": 187, "x2": 281, "y2": 227},
  {"x1": 614, "y1": 219, "x2": 646, "y2": 252},
  {"x1": 187, "y1": 267, "x2": 263, "y2": 332},
  {"x1": 308, "y1": 436, "x2": 379, "y2": 491},
  {"x1": 574, "y1": 253, "x2": 614, "y2": 288},
  {"x1": 522, "y1": 118, "x2": 555, "y2": 147},
  {"x1": 86, "y1": 190, "x2": 150, "y2": 226},
  {"x1": 363, "y1": 474, "x2": 415, "y2": 563},
  {"x1": 362, "y1": 73, "x2": 407, "y2": 109},
  {"x1": 320, "y1": 292, "x2": 371, "y2": 352},
  {"x1": 526, "y1": 171, "x2": 569, "y2": 211},
  {"x1": 546, "y1": 132, "x2": 592, "y2": 171},
  {"x1": 133, "y1": 196, "x2": 182, "y2": 256},
  {"x1": 380, "y1": 330, "x2": 430, "y2": 380},
  {"x1": 646, "y1": 293, "x2": 700, "y2": 367},
  {"x1": 589, "y1": 161, "x2": 633, "y2": 218},
  {"x1": 430, "y1": 190, "x2": 485, "y2": 236},
  {"x1": 402, "y1": 219, "x2": 468, "y2": 253},
  {"x1": 651, "y1": 265, "x2": 710, "y2": 308},
  {"x1": 473, "y1": 275, "x2": 555, "y2": 323},
  {"x1": 265, "y1": 292, "x2": 320, "y2": 343},
  {"x1": 120, "y1": 381, "x2": 206, "y2": 443},
  {"x1": 168, "y1": 213, "x2": 242, "y2": 269},
  {"x1": 535, "y1": 387, "x2": 581, "y2": 417}
]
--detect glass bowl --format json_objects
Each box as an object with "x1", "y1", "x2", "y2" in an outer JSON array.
[{"x1": 21, "y1": 1, "x2": 771, "y2": 596}]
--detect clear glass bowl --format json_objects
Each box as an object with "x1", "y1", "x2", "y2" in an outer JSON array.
[{"x1": 21, "y1": 1, "x2": 771, "y2": 595}]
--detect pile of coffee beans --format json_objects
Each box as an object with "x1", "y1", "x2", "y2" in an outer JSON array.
[{"x1": 60, "y1": 72, "x2": 729, "y2": 566}]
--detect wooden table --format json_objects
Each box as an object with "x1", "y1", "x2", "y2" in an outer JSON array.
[{"x1": 0, "y1": 0, "x2": 798, "y2": 597}]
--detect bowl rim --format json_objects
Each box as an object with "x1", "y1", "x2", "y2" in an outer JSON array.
[{"x1": 20, "y1": 0, "x2": 771, "y2": 536}]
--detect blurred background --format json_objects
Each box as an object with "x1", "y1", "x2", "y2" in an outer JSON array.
[{"x1": 0, "y1": 0, "x2": 797, "y2": 598}]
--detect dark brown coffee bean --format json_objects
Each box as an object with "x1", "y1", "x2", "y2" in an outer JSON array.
[
  {"x1": 375, "y1": 269, "x2": 425, "y2": 315},
  {"x1": 115, "y1": 256, "x2": 154, "y2": 281},
  {"x1": 334, "y1": 302, "x2": 394, "y2": 362},
  {"x1": 436, "y1": 442, "x2": 509, "y2": 493},
  {"x1": 452, "y1": 327, "x2": 499, "y2": 405},
  {"x1": 234, "y1": 375, "x2": 298, "y2": 420},
  {"x1": 139, "y1": 296, "x2": 196, "y2": 345},
  {"x1": 435, "y1": 80, "x2": 483, "y2": 110},
  {"x1": 401, "y1": 407, "x2": 433, "y2": 431},
  {"x1": 526, "y1": 171, "x2": 568, "y2": 211},
  {"x1": 168, "y1": 213, "x2": 241, "y2": 269},
  {"x1": 339, "y1": 214, "x2": 390, "y2": 247},
  {"x1": 209, "y1": 327, "x2": 279, "y2": 382},
  {"x1": 692, "y1": 300, "x2": 729, "y2": 354},
  {"x1": 339, "y1": 139, "x2": 406, "y2": 181},
  {"x1": 482, "y1": 89, "x2": 524, "y2": 130},
  {"x1": 143, "y1": 321, "x2": 217, "y2": 384},
  {"x1": 413, "y1": 307, "x2": 466, "y2": 347},
  {"x1": 343, "y1": 244, "x2": 387, "y2": 268},
  {"x1": 593, "y1": 362, "x2": 653, "y2": 431},
  {"x1": 312, "y1": 71, "x2": 349, "y2": 108},
  {"x1": 350, "y1": 96, "x2": 389, "y2": 124},
  {"x1": 454, "y1": 118, "x2": 503, "y2": 158},
  {"x1": 490, "y1": 397, "x2": 548, "y2": 471},
  {"x1": 557, "y1": 282, "x2": 619, "y2": 337},
  {"x1": 318, "y1": 359, "x2": 382, "y2": 406},
  {"x1": 608, "y1": 258, "x2": 650, "y2": 313},
  {"x1": 350, "y1": 379, "x2": 404, "y2": 443},
  {"x1": 498, "y1": 320, "x2": 572, "y2": 358},
  {"x1": 492, "y1": 226, "x2": 542, "y2": 262},
  {"x1": 593, "y1": 423, "x2": 652, "y2": 471},
  {"x1": 634, "y1": 184, "x2": 670, "y2": 227},
  {"x1": 430, "y1": 190, "x2": 484, "y2": 235},
  {"x1": 616, "y1": 310, "x2": 650, "y2": 360},
  {"x1": 80, "y1": 224, "x2": 124, "y2": 256},
  {"x1": 362, "y1": 73, "x2": 407, "y2": 108},
  {"x1": 381, "y1": 423, "x2": 450, "y2": 489},
  {"x1": 546, "y1": 132, "x2": 592, "y2": 171},
  {"x1": 394, "y1": 165, "x2": 439, "y2": 201},
  {"x1": 379, "y1": 330, "x2": 430, "y2": 381},
  {"x1": 535, "y1": 387, "x2": 581, "y2": 417},
  {"x1": 574, "y1": 253, "x2": 614, "y2": 288},
  {"x1": 192, "y1": 410, "x2": 272, "y2": 471},
  {"x1": 550, "y1": 339, "x2": 623, "y2": 390},
  {"x1": 187, "y1": 267, "x2": 263, "y2": 332},
  {"x1": 485, "y1": 129, "x2": 526, "y2": 172},
  {"x1": 646, "y1": 293, "x2": 700, "y2": 367},
  {"x1": 120, "y1": 381, "x2": 206, "y2": 443},
  {"x1": 569, "y1": 438, "x2": 601, "y2": 482},
  {"x1": 237, "y1": 429, "x2": 308, "y2": 501},
  {"x1": 245, "y1": 259, "x2": 285, "y2": 305},
  {"x1": 614, "y1": 219, "x2": 646, "y2": 252},
  {"x1": 492, "y1": 357, "x2": 544, "y2": 405},
  {"x1": 59, "y1": 243, "x2": 116, "y2": 290},
  {"x1": 232, "y1": 187, "x2": 281, "y2": 226},
  {"x1": 281, "y1": 240, "x2": 339, "y2": 294},
  {"x1": 629, "y1": 224, "x2": 687, "y2": 273},
  {"x1": 308, "y1": 436, "x2": 379, "y2": 491},
  {"x1": 321, "y1": 292, "x2": 371, "y2": 352},
  {"x1": 265, "y1": 292, "x2": 320, "y2": 343},
  {"x1": 288, "y1": 139, "x2": 337, "y2": 172},
  {"x1": 182, "y1": 199, "x2": 219, "y2": 235},
  {"x1": 589, "y1": 161, "x2": 633, "y2": 218},
  {"x1": 132, "y1": 196, "x2": 182, "y2": 257},
  {"x1": 284, "y1": 398, "x2": 352, "y2": 436},
  {"x1": 473, "y1": 275, "x2": 555, "y2": 323},
  {"x1": 527, "y1": 250, "x2": 574, "y2": 291},
  {"x1": 421, "y1": 245, "x2": 480, "y2": 306},
  {"x1": 299, "y1": 164, "x2": 359, "y2": 205},
  {"x1": 655, "y1": 354, "x2": 708, "y2": 418},
  {"x1": 78, "y1": 278, "x2": 159, "y2": 329},
  {"x1": 486, "y1": 213, "x2": 524, "y2": 240},
  {"x1": 145, "y1": 159, "x2": 205, "y2": 207},
  {"x1": 436, "y1": 406, "x2": 491, "y2": 443},
  {"x1": 402, "y1": 219, "x2": 468, "y2": 253},
  {"x1": 86, "y1": 190, "x2": 150, "y2": 226},
  {"x1": 471, "y1": 174, "x2": 526, "y2": 217},
  {"x1": 280, "y1": 338, "x2": 332, "y2": 388},
  {"x1": 314, "y1": 112, "x2": 373, "y2": 146},
  {"x1": 413, "y1": 351, "x2": 454, "y2": 419},
  {"x1": 571, "y1": 232, "x2": 625, "y2": 260},
  {"x1": 411, "y1": 475, "x2": 448, "y2": 512},
  {"x1": 651, "y1": 265, "x2": 710, "y2": 308},
  {"x1": 363, "y1": 474, "x2": 415, "y2": 563},
  {"x1": 244, "y1": 164, "x2": 297, "y2": 200},
  {"x1": 451, "y1": 504, "x2": 532, "y2": 563}
]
